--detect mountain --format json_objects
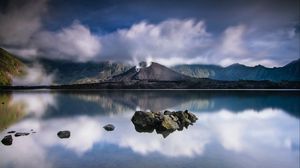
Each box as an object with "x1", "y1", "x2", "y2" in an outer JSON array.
[
  {"x1": 172, "y1": 59, "x2": 300, "y2": 81},
  {"x1": 0, "y1": 48, "x2": 25, "y2": 85},
  {"x1": 111, "y1": 62, "x2": 191, "y2": 82},
  {"x1": 23, "y1": 58, "x2": 131, "y2": 84},
  {"x1": 1, "y1": 47, "x2": 299, "y2": 86}
]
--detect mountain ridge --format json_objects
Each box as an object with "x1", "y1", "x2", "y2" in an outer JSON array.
[
  {"x1": 0, "y1": 48, "x2": 25, "y2": 85},
  {"x1": 172, "y1": 59, "x2": 300, "y2": 82}
]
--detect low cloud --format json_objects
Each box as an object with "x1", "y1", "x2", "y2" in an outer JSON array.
[{"x1": 12, "y1": 63, "x2": 55, "y2": 86}]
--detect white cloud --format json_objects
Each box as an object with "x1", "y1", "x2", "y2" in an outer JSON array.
[
  {"x1": 36, "y1": 21, "x2": 101, "y2": 61},
  {"x1": 220, "y1": 25, "x2": 247, "y2": 56},
  {"x1": 100, "y1": 19, "x2": 212, "y2": 66}
]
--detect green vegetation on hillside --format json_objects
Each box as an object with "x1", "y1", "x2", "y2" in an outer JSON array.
[{"x1": 0, "y1": 48, "x2": 25, "y2": 85}]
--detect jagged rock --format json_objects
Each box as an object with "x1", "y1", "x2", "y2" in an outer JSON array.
[
  {"x1": 1, "y1": 135, "x2": 13, "y2": 146},
  {"x1": 57, "y1": 131, "x2": 70, "y2": 139},
  {"x1": 131, "y1": 110, "x2": 197, "y2": 138},
  {"x1": 15, "y1": 132, "x2": 30, "y2": 137},
  {"x1": 7, "y1": 131, "x2": 16, "y2": 134},
  {"x1": 103, "y1": 124, "x2": 115, "y2": 131}
]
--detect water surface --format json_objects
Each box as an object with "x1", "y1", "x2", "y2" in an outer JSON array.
[{"x1": 0, "y1": 90, "x2": 299, "y2": 168}]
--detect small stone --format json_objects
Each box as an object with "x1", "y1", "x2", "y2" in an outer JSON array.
[
  {"x1": 1, "y1": 135, "x2": 13, "y2": 146},
  {"x1": 1, "y1": 102, "x2": 4, "y2": 104},
  {"x1": 57, "y1": 131, "x2": 70, "y2": 139},
  {"x1": 7, "y1": 131, "x2": 16, "y2": 134},
  {"x1": 15, "y1": 132, "x2": 30, "y2": 137},
  {"x1": 103, "y1": 124, "x2": 115, "y2": 131},
  {"x1": 32, "y1": 132, "x2": 36, "y2": 133}
]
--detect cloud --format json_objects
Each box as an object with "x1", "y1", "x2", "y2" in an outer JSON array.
[
  {"x1": 35, "y1": 21, "x2": 101, "y2": 61},
  {"x1": 12, "y1": 63, "x2": 55, "y2": 86},
  {"x1": 0, "y1": 0, "x2": 47, "y2": 46}
]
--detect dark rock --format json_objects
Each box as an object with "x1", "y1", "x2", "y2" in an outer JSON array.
[
  {"x1": 1, "y1": 135, "x2": 13, "y2": 146},
  {"x1": 103, "y1": 124, "x2": 115, "y2": 131},
  {"x1": 57, "y1": 131, "x2": 70, "y2": 139},
  {"x1": 7, "y1": 131, "x2": 16, "y2": 134},
  {"x1": 131, "y1": 110, "x2": 198, "y2": 138},
  {"x1": 1, "y1": 102, "x2": 4, "y2": 104},
  {"x1": 15, "y1": 132, "x2": 30, "y2": 137}
]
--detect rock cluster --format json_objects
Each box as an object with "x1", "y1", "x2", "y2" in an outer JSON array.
[{"x1": 131, "y1": 110, "x2": 198, "y2": 138}]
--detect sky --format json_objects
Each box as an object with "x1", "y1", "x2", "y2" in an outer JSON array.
[{"x1": 0, "y1": 0, "x2": 299, "y2": 67}]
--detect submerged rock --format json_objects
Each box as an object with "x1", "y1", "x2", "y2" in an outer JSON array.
[
  {"x1": 57, "y1": 131, "x2": 71, "y2": 139},
  {"x1": 131, "y1": 110, "x2": 198, "y2": 138},
  {"x1": 15, "y1": 132, "x2": 30, "y2": 137},
  {"x1": 103, "y1": 124, "x2": 115, "y2": 131},
  {"x1": 1, "y1": 135, "x2": 13, "y2": 146}
]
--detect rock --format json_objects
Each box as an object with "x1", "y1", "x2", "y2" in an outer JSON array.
[
  {"x1": 103, "y1": 124, "x2": 115, "y2": 131},
  {"x1": 131, "y1": 111, "x2": 160, "y2": 132},
  {"x1": 7, "y1": 131, "x2": 16, "y2": 134},
  {"x1": 15, "y1": 132, "x2": 30, "y2": 137},
  {"x1": 57, "y1": 131, "x2": 70, "y2": 139},
  {"x1": 1, "y1": 135, "x2": 13, "y2": 146},
  {"x1": 1, "y1": 102, "x2": 4, "y2": 104}
]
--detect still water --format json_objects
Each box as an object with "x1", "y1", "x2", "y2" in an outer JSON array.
[{"x1": 0, "y1": 90, "x2": 299, "y2": 168}]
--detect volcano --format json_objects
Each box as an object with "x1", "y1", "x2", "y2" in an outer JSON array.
[{"x1": 111, "y1": 62, "x2": 191, "y2": 82}]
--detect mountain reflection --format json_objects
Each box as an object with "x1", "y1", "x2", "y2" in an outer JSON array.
[{"x1": 0, "y1": 91, "x2": 299, "y2": 168}]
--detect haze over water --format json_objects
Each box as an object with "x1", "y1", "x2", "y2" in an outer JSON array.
[{"x1": 0, "y1": 90, "x2": 299, "y2": 168}]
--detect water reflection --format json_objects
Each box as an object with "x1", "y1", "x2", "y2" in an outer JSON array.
[{"x1": 0, "y1": 90, "x2": 299, "y2": 168}]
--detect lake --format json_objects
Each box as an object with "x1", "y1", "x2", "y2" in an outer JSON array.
[{"x1": 0, "y1": 90, "x2": 299, "y2": 168}]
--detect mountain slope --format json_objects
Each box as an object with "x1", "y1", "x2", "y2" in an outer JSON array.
[
  {"x1": 25, "y1": 58, "x2": 131, "y2": 84},
  {"x1": 111, "y1": 62, "x2": 191, "y2": 82},
  {"x1": 0, "y1": 48, "x2": 25, "y2": 85},
  {"x1": 172, "y1": 59, "x2": 300, "y2": 81}
]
